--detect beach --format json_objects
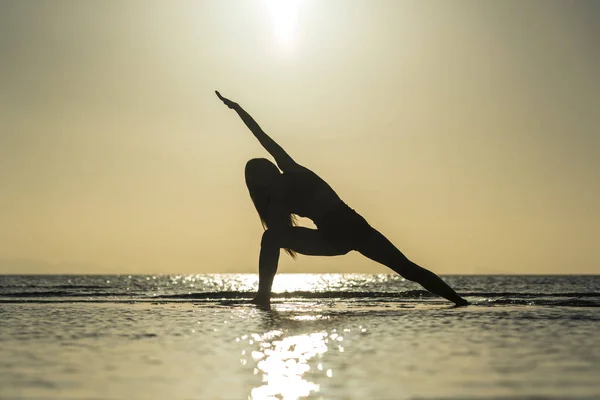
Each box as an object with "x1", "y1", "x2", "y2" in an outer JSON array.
[{"x1": 1, "y1": 274, "x2": 599, "y2": 399}]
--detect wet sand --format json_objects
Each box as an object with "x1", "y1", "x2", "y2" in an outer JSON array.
[{"x1": 2, "y1": 300, "x2": 599, "y2": 399}]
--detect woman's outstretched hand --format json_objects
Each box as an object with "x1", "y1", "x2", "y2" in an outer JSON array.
[{"x1": 215, "y1": 90, "x2": 239, "y2": 109}]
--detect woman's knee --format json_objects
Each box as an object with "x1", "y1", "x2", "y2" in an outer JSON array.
[{"x1": 261, "y1": 229, "x2": 282, "y2": 248}]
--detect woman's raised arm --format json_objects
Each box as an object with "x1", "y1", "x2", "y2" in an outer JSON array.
[{"x1": 216, "y1": 91, "x2": 297, "y2": 172}]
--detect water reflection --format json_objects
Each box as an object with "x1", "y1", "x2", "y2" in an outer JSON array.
[
  {"x1": 250, "y1": 330, "x2": 327, "y2": 399},
  {"x1": 167, "y1": 273, "x2": 395, "y2": 293},
  {"x1": 236, "y1": 309, "x2": 347, "y2": 400}
]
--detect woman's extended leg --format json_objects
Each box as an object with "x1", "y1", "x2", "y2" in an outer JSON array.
[
  {"x1": 254, "y1": 227, "x2": 347, "y2": 308},
  {"x1": 356, "y1": 228, "x2": 468, "y2": 306}
]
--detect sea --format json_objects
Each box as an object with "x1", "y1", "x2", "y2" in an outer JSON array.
[{"x1": 1, "y1": 274, "x2": 599, "y2": 400}]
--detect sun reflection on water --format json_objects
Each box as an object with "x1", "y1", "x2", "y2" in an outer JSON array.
[
  {"x1": 237, "y1": 327, "x2": 336, "y2": 400},
  {"x1": 161, "y1": 273, "x2": 396, "y2": 295}
]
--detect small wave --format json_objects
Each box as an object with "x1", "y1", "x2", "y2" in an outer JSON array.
[
  {"x1": 482, "y1": 298, "x2": 600, "y2": 308},
  {"x1": 2, "y1": 289, "x2": 600, "y2": 304},
  {"x1": 156, "y1": 290, "x2": 435, "y2": 299},
  {"x1": 1, "y1": 285, "x2": 111, "y2": 289},
  {"x1": 0, "y1": 290, "x2": 139, "y2": 298},
  {"x1": 153, "y1": 290, "x2": 600, "y2": 301},
  {"x1": 154, "y1": 291, "x2": 600, "y2": 307},
  {"x1": 462, "y1": 292, "x2": 600, "y2": 298}
]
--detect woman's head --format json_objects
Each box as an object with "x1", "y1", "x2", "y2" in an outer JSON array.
[
  {"x1": 245, "y1": 158, "x2": 281, "y2": 192},
  {"x1": 245, "y1": 158, "x2": 297, "y2": 258}
]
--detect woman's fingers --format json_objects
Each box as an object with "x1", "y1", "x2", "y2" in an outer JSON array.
[{"x1": 216, "y1": 90, "x2": 228, "y2": 102}]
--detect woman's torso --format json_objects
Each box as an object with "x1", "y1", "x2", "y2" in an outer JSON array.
[{"x1": 278, "y1": 165, "x2": 343, "y2": 224}]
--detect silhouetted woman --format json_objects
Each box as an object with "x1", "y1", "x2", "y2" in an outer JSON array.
[{"x1": 216, "y1": 91, "x2": 468, "y2": 308}]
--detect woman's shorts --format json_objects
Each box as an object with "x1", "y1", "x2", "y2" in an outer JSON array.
[{"x1": 315, "y1": 202, "x2": 373, "y2": 254}]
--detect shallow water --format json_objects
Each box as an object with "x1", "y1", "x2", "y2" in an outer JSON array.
[{"x1": 1, "y1": 274, "x2": 599, "y2": 399}]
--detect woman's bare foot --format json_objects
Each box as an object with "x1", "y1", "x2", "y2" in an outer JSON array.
[
  {"x1": 454, "y1": 298, "x2": 470, "y2": 307},
  {"x1": 251, "y1": 294, "x2": 271, "y2": 310}
]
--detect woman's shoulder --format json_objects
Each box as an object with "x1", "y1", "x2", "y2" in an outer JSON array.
[
  {"x1": 283, "y1": 164, "x2": 330, "y2": 192},
  {"x1": 284, "y1": 165, "x2": 324, "y2": 185},
  {"x1": 284, "y1": 162, "x2": 315, "y2": 176}
]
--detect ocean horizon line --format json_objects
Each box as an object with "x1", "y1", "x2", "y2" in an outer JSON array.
[{"x1": 1, "y1": 272, "x2": 599, "y2": 276}]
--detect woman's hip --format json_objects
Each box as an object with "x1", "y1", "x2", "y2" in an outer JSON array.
[{"x1": 315, "y1": 203, "x2": 373, "y2": 253}]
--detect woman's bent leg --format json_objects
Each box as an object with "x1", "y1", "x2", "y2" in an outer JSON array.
[
  {"x1": 356, "y1": 228, "x2": 468, "y2": 306},
  {"x1": 254, "y1": 227, "x2": 348, "y2": 308}
]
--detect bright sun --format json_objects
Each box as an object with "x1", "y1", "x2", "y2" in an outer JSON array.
[{"x1": 262, "y1": 0, "x2": 301, "y2": 51}]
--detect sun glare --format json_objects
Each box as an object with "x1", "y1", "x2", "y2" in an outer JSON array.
[
  {"x1": 246, "y1": 330, "x2": 328, "y2": 399},
  {"x1": 262, "y1": 0, "x2": 301, "y2": 51}
]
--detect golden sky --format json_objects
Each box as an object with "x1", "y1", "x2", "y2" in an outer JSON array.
[{"x1": 1, "y1": 1, "x2": 598, "y2": 274}]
